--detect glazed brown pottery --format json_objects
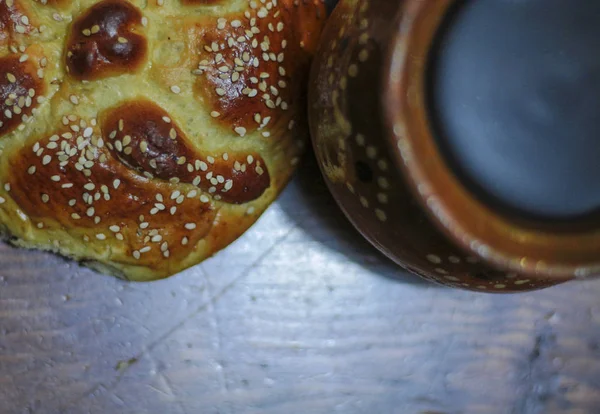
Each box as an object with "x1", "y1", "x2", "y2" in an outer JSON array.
[{"x1": 308, "y1": 0, "x2": 600, "y2": 292}]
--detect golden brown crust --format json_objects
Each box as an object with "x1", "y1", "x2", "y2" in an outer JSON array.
[
  {"x1": 9, "y1": 115, "x2": 218, "y2": 270},
  {"x1": 0, "y1": 0, "x2": 327, "y2": 280},
  {"x1": 190, "y1": 0, "x2": 326, "y2": 134},
  {"x1": 100, "y1": 99, "x2": 271, "y2": 204},
  {"x1": 0, "y1": 49, "x2": 45, "y2": 135},
  {"x1": 65, "y1": 0, "x2": 148, "y2": 80},
  {"x1": 0, "y1": 1, "x2": 32, "y2": 45}
]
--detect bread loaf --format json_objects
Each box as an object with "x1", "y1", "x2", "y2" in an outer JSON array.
[{"x1": 0, "y1": 0, "x2": 326, "y2": 280}]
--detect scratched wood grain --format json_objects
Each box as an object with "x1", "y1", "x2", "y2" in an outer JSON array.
[{"x1": 1, "y1": 154, "x2": 600, "y2": 414}]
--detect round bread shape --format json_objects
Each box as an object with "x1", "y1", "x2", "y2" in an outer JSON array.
[{"x1": 0, "y1": 0, "x2": 326, "y2": 281}]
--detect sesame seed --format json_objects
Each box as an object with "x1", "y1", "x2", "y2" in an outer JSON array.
[
  {"x1": 448, "y1": 256, "x2": 461, "y2": 264},
  {"x1": 170, "y1": 85, "x2": 181, "y2": 94},
  {"x1": 426, "y1": 255, "x2": 442, "y2": 265},
  {"x1": 377, "y1": 193, "x2": 388, "y2": 204},
  {"x1": 378, "y1": 177, "x2": 390, "y2": 189},
  {"x1": 359, "y1": 49, "x2": 369, "y2": 62},
  {"x1": 185, "y1": 223, "x2": 197, "y2": 230}
]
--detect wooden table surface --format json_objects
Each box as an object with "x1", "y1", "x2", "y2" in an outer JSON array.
[{"x1": 1, "y1": 154, "x2": 599, "y2": 414}]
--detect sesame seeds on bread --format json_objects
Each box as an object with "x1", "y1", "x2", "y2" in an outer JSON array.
[{"x1": 0, "y1": 0, "x2": 326, "y2": 281}]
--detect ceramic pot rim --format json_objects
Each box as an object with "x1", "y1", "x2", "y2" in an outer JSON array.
[{"x1": 383, "y1": 0, "x2": 600, "y2": 280}]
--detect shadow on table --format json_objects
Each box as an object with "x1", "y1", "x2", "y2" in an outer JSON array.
[{"x1": 277, "y1": 152, "x2": 435, "y2": 288}]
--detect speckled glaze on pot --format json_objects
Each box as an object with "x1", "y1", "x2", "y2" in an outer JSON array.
[{"x1": 308, "y1": 0, "x2": 589, "y2": 292}]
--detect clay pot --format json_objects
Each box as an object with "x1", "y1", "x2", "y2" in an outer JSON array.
[{"x1": 308, "y1": 0, "x2": 600, "y2": 292}]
